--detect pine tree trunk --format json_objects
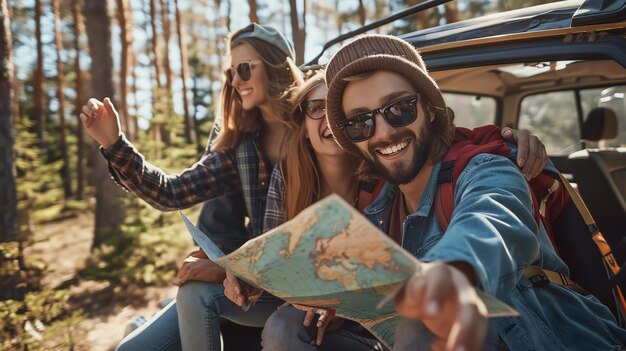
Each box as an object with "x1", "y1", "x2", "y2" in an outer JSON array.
[
  {"x1": 288, "y1": 0, "x2": 306, "y2": 65},
  {"x1": 7, "y1": 0, "x2": 19, "y2": 125},
  {"x1": 0, "y1": 0, "x2": 18, "y2": 243},
  {"x1": 373, "y1": 0, "x2": 387, "y2": 33},
  {"x1": 116, "y1": 0, "x2": 131, "y2": 138},
  {"x1": 130, "y1": 51, "x2": 139, "y2": 138},
  {"x1": 150, "y1": 0, "x2": 162, "y2": 88},
  {"x1": 149, "y1": 0, "x2": 163, "y2": 154},
  {"x1": 443, "y1": 2, "x2": 459, "y2": 24},
  {"x1": 248, "y1": 0, "x2": 258, "y2": 23},
  {"x1": 83, "y1": 0, "x2": 127, "y2": 250},
  {"x1": 11, "y1": 65, "x2": 20, "y2": 125},
  {"x1": 174, "y1": 0, "x2": 194, "y2": 145},
  {"x1": 211, "y1": 6, "x2": 224, "y2": 132},
  {"x1": 358, "y1": 0, "x2": 366, "y2": 25},
  {"x1": 225, "y1": 0, "x2": 231, "y2": 31},
  {"x1": 33, "y1": 0, "x2": 45, "y2": 148},
  {"x1": 160, "y1": 0, "x2": 174, "y2": 144},
  {"x1": 52, "y1": 0, "x2": 72, "y2": 198},
  {"x1": 334, "y1": 0, "x2": 342, "y2": 35},
  {"x1": 72, "y1": 0, "x2": 85, "y2": 200}
]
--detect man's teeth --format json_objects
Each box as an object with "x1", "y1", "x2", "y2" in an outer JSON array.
[
  {"x1": 378, "y1": 140, "x2": 409, "y2": 155},
  {"x1": 240, "y1": 89, "x2": 252, "y2": 96}
]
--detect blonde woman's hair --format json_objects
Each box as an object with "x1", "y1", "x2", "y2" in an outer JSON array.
[{"x1": 280, "y1": 70, "x2": 326, "y2": 220}]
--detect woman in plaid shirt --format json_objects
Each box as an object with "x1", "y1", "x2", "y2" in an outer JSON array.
[{"x1": 80, "y1": 24, "x2": 303, "y2": 351}]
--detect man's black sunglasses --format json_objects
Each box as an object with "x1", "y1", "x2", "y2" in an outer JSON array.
[
  {"x1": 337, "y1": 95, "x2": 421, "y2": 142},
  {"x1": 226, "y1": 60, "x2": 261, "y2": 84}
]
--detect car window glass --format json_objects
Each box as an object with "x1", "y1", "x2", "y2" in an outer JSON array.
[
  {"x1": 443, "y1": 93, "x2": 495, "y2": 128},
  {"x1": 518, "y1": 91, "x2": 580, "y2": 155},
  {"x1": 580, "y1": 85, "x2": 626, "y2": 148}
]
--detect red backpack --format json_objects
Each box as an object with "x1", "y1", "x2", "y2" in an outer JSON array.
[
  {"x1": 435, "y1": 125, "x2": 626, "y2": 326},
  {"x1": 359, "y1": 125, "x2": 626, "y2": 325}
]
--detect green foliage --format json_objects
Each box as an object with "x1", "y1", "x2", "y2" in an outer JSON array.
[
  {"x1": 0, "y1": 289, "x2": 87, "y2": 351},
  {"x1": 14, "y1": 118, "x2": 67, "y2": 234},
  {"x1": 0, "y1": 117, "x2": 87, "y2": 350},
  {"x1": 83, "y1": 109, "x2": 198, "y2": 285}
]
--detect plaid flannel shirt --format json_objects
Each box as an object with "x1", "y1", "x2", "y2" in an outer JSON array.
[
  {"x1": 101, "y1": 132, "x2": 271, "y2": 237},
  {"x1": 263, "y1": 165, "x2": 287, "y2": 232}
]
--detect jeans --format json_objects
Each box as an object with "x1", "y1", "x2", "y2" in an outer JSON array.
[
  {"x1": 261, "y1": 305, "x2": 385, "y2": 351},
  {"x1": 115, "y1": 299, "x2": 181, "y2": 351},
  {"x1": 116, "y1": 281, "x2": 283, "y2": 351}
]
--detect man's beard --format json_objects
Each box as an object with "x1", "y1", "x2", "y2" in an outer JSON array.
[{"x1": 360, "y1": 125, "x2": 432, "y2": 185}]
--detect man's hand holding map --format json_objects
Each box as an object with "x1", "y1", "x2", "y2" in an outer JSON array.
[{"x1": 180, "y1": 194, "x2": 517, "y2": 349}]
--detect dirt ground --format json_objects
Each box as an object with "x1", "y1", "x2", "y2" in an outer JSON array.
[{"x1": 29, "y1": 211, "x2": 185, "y2": 351}]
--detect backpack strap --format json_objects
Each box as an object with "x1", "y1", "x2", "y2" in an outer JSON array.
[
  {"x1": 357, "y1": 179, "x2": 385, "y2": 213},
  {"x1": 523, "y1": 265, "x2": 588, "y2": 296},
  {"x1": 556, "y1": 172, "x2": 626, "y2": 315},
  {"x1": 435, "y1": 126, "x2": 512, "y2": 231},
  {"x1": 435, "y1": 160, "x2": 456, "y2": 230}
]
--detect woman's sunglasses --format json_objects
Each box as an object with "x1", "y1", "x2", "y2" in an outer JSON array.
[
  {"x1": 300, "y1": 99, "x2": 326, "y2": 120},
  {"x1": 226, "y1": 60, "x2": 261, "y2": 84},
  {"x1": 337, "y1": 95, "x2": 421, "y2": 142}
]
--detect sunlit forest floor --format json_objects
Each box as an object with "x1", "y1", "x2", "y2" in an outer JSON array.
[{"x1": 30, "y1": 212, "x2": 179, "y2": 351}]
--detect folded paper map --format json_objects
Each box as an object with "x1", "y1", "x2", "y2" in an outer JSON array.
[{"x1": 180, "y1": 194, "x2": 517, "y2": 349}]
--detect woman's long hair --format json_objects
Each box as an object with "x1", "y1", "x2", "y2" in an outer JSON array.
[
  {"x1": 212, "y1": 36, "x2": 302, "y2": 151},
  {"x1": 280, "y1": 71, "x2": 326, "y2": 220}
]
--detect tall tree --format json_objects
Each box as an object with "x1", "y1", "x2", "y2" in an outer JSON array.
[
  {"x1": 288, "y1": 0, "x2": 306, "y2": 65},
  {"x1": 72, "y1": 0, "x2": 86, "y2": 199},
  {"x1": 125, "y1": 2, "x2": 138, "y2": 138},
  {"x1": 373, "y1": 0, "x2": 388, "y2": 32},
  {"x1": 150, "y1": 0, "x2": 162, "y2": 87},
  {"x1": 248, "y1": 0, "x2": 258, "y2": 23},
  {"x1": 358, "y1": 0, "x2": 366, "y2": 25},
  {"x1": 116, "y1": 0, "x2": 132, "y2": 138},
  {"x1": 33, "y1": 0, "x2": 45, "y2": 147},
  {"x1": 149, "y1": 0, "x2": 164, "y2": 152},
  {"x1": 225, "y1": 0, "x2": 231, "y2": 31},
  {"x1": 211, "y1": 0, "x2": 226, "y2": 130},
  {"x1": 334, "y1": 0, "x2": 343, "y2": 34},
  {"x1": 129, "y1": 48, "x2": 139, "y2": 138},
  {"x1": 52, "y1": 0, "x2": 72, "y2": 198},
  {"x1": 160, "y1": 0, "x2": 172, "y2": 86},
  {"x1": 7, "y1": 2, "x2": 19, "y2": 125},
  {"x1": 443, "y1": 2, "x2": 459, "y2": 24},
  {"x1": 0, "y1": 0, "x2": 18, "y2": 242},
  {"x1": 174, "y1": 0, "x2": 195, "y2": 145},
  {"x1": 83, "y1": 0, "x2": 127, "y2": 249},
  {"x1": 160, "y1": 0, "x2": 174, "y2": 129}
]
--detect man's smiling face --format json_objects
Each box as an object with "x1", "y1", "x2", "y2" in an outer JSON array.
[{"x1": 341, "y1": 70, "x2": 433, "y2": 185}]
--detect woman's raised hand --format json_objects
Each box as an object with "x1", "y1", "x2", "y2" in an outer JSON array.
[
  {"x1": 79, "y1": 97, "x2": 122, "y2": 149},
  {"x1": 501, "y1": 127, "x2": 548, "y2": 180}
]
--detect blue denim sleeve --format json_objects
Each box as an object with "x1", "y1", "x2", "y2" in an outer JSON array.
[{"x1": 421, "y1": 154, "x2": 541, "y2": 298}]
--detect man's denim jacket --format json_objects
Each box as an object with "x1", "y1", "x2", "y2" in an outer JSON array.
[{"x1": 363, "y1": 152, "x2": 626, "y2": 350}]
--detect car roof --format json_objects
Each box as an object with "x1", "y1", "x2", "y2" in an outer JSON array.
[
  {"x1": 400, "y1": 1, "x2": 584, "y2": 48},
  {"x1": 399, "y1": 0, "x2": 626, "y2": 51}
]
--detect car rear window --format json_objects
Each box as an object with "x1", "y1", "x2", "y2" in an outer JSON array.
[
  {"x1": 443, "y1": 93, "x2": 496, "y2": 129},
  {"x1": 518, "y1": 85, "x2": 626, "y2": 155},
  {"x1": 518, "y1": 91, "x2": 580, "y2": 155}
]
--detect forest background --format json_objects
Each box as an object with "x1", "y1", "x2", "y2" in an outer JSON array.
[{"x1": 0, "y1": 0, "x2": 556, "y2": 349}]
